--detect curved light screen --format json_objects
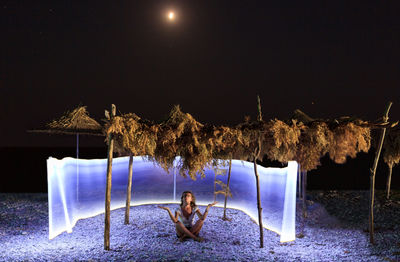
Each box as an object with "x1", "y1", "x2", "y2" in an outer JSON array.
[{"x1": 47, "y1": 157, "x2": 297, "y2": 242}]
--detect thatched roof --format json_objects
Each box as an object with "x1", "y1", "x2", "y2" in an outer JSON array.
[
  {"x1": 29, "y1": 106, "x2": 103, "y2": 136},
  {"x1": 327, "y1": 122, "x2": 371, "y2": 164},
  {"x1": 154, "y1": 105, "x2": 209, "y2": 179},
  {"x1": 105, "y1": 112, "x2": 158, "y2": 157},
  {"x1": 262, "y1": 119, "x2": 302, "y2": 164},
  {"x1": 294, "y1": 122, "x2": 332, "y2": 172},
  {"x1": 105, "y1": 105, "x2": 214, "y2": 180},
  {"x1": 292, "y1": 109, "x2": 398, "y2": 129},
  {"x1": 291, "y1": 110, "x2": 373, "y2": 170},
  {"x1": 103, "y1": 105, "x2": 400, "y2": 176},
  {"x1": 32, "y1": 103, "x2": 400, "y2": 177}
]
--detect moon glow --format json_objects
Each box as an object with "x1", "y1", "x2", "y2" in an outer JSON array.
[{"x1": 168, "y1": 11, "x2": 175, "y2": 20}]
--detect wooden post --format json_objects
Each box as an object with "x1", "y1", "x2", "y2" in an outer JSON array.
[
  {"x1": 213, "y1": 168, "x2": 217, "y2": 202},
  {"x1": 76, "y1": 133, "x2": 79, "y2": 158},
  {"x1": 173, "y1": 162, "x2": 176, "y2": 201},
  {"x1": 298, "y1": 164, "x2": 302, "y2": 198},
  {"x1": 104, "y1": 104, "x2": 116, "y2": 251},
  {"x1": 369, "y1": 101, "x2": 392, "y2": 244},
  {"x1": 254, "y1": 95, "x2": 264, "y2": 248},
  {"x1": 125, "y1": 153, "x2": 134, "y2": 225},
  {"x1": 223, "y1": 158, "x2": 232, "y2": 221},
  {"x1": 76, "y1": 133, "x2": 79, "y2": 202},
  {"x1": 302, "y1": 170, "x2": 307, "y2": 218},
  {"x1": 254, "y1": 157, "x2": 264, "y2": 248},
  {"x1": 257, "y1": 95, "x2": 262, "y2": 122},
  {"x1": 386, "y1": 164, "x2": 393, "y2": 200}
]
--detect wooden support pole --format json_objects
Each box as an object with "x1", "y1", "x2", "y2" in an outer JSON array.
[
  {"x1": 254, "y1": 158, "x2": 264, "y2": 248},
  {"x1": 173, "y1": 163, "x2": 176, "y2": 201},
  {"x1": 76, "y1": 133, "x2": 79, "y2": 202},
  {"x1": 223, "y1": 158, "x2": 232, "y2": 221},
  {"x1": 104, "y1": 104, "x2": 116, "y2": 251},
  {"x1": 254, "y1": 95, "x2": 264, "y2": 248},
  {"x1": 369, "y1": 101, "x2": 392, "y2": 244},
  {"x1": 298, "y1": 164, "x2": 302, "y2": 198},
  {"x1": 213, "y1": 169, "x2": 217, "y2": 202},
  {"x1": 257, "y1": 95, "x2": 262, "y2": 122},
  {"x1": 125, "y1": 153, "x2": 134, "y2": 225},
  {"x1": 302, "y1": 170, "x2": 308, "y2": 218},
  {"x1": 386, "y1": 164, "x2": 393, "y2": 200}
]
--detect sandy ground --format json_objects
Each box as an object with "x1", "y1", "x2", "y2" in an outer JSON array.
[{"x1": 0, "y1": 190, "x2": 399, "y2": 261}]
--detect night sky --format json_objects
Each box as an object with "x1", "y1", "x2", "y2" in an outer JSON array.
[{"x1": 1, "y1": 1, "x2": 399, "y2": 147}]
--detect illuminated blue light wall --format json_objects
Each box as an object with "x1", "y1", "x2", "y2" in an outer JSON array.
[{"x1": 47, "y1": 157, "x2": 297, "y2": 242}]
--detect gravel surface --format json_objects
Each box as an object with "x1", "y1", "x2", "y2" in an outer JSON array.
[{"x1": 0, "y1": 191, "x2": 399, "y2": 262}]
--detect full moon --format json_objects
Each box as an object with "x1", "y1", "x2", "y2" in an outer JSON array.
[{"x1": 168, "y1": 11, "x2": 175, "y2": 20}]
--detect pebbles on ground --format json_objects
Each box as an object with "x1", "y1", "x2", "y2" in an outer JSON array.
[{"x1": 0, "y1": 191, "x2": 399, "y2": 261}]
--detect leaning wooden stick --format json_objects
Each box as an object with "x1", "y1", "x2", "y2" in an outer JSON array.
[
  {"x1": 104, "y1": 104, "x2": 116, "y2": 250},
  {"x1": 369, "y1": 101, "x2": 392, "y2": 244}
]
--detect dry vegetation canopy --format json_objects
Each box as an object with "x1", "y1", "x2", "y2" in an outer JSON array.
[
  {"x1": 295, "y1": 122, "x2": 333, "y2": 172},
  {"x1": 328, "y1": 122, "x2": 371, "y2": 164},
  {"x1": 205, "y1": 125, "x2": 239, "y2": 160},
  {"x1": 262, "y1": 119, "x2": 301, "y2": 164},
  {"x1": 233, "y1": 120, "x2": 263, "y2": 161},
  {"x1": 58, "y1": 105, "x2": 399, "y2": 178},
  {"x1": 105, "y1": 113, "x2": 158, "y2": 157},
  {"x1": 154, "y1": 105, "x2": 210, "y2": 179},
  {"x1": 106, "y1": 106, "x2": 217, "y2": 180},
  {"x1": 47, "y1": 106, "x2": 101, "y2": 131},
  {"x1": 383, "y1": 128, "x2": 400, "y2": 168}
]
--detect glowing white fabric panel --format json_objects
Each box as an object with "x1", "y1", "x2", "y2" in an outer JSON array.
[{"x1": 47, "y1": 157, "x2": 297, "y2": 242}]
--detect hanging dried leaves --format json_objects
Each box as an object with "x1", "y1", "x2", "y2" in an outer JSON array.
[
  {"x1": 100, "y1": 105, "x2": 394, "y2": 179},
  {"x1": 328, "y1": 122, "x2": 371, "y2": 164},
  {"x1": 262, "y1": 119, "x2": 302, "y2": 164},
  {"x1": 153, "y1": 105, "x2": 211, "y2": 180},
  {"x1": 295, "y1": 122, "x2": 333, "y2": 172},
  {"x1": 42, "y1": 103, "x2": 400, "y2": 183},
  {"x1": 234, "y1": 120, "x2": 263, "y2": 161},
  {"x1": 206, "y1": 125, "x2": 239, "y2": 160},
  {"x1": 383, "y1": 128, "x2": 400, "y2": 168},
  {"x1": 105, "y1": 113, "x2": 158, "y2": 157}
]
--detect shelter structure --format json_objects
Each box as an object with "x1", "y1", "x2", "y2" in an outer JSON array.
[
  {"x1": 28, "y1": 105, "x2": 103, "y2": 163},
  {"x1": 28, "y1": 105, "x2": 103, "y2": 157},
  {"x1": 31, "y1": 102, "x2": 399, "y2": 250},
  {"x1": 29, "y1": 106, "x2": 103, "y2": 136},
  {"x1": 28, "y1": 106, "x2": 103, "y2": 203}
]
